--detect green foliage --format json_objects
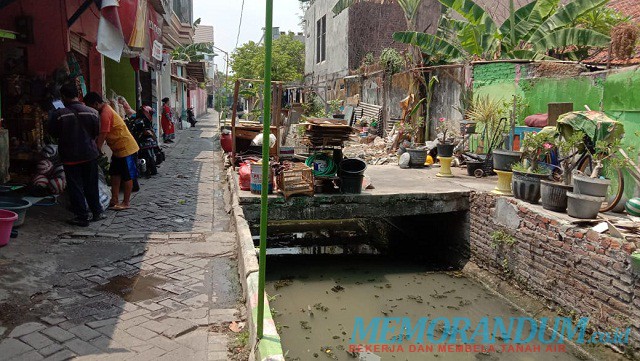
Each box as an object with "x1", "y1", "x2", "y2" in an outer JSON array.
[
  {"x1": 590, "y1": 137, "x2": 627, "y2": 178},
  {"x1": 363, "y1": 52, "x2": 376, "y2": 66},
  {"x1": 379, "y1": 48, "x2": 404, "y2": 75},
  {"x1": 575, "y1": 5, "x2": 631, "y2": 35},
  {"x1": 555, "y1": 130, "x2": 585, "y2": 184},
  {"x1": 393, "y1": 0, "x2": 611, "y2": 62},
  {"x1": 491, "y1": 230, "x2": 516, "y2": 248},
  {"x1": 520, "y1": 131, "x2": 555, "y2": 173},
  {"x1": 230, "y1": 34, "x2": 305, "y2": 82},
  {"x1": 171, "y1": 42, "x2": 213, "y2": 62},
  {"x1": 327, "y1": 99, "x2": 342, "y2": 114},
  {"x1": 467, "y1": 95, "x2": 505, "y2": 125},
  {"x1": 301, "y1": 93, "x2": 327, "y2": 118},
  {"x1": 503, "y1": 94, "x2": 529, "y2": 125}
]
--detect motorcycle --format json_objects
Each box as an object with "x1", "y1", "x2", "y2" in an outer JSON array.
[
  {"x1": 126, "y1": 106, "x2": 165, "y2": 177},
  {"x1": 187, "y1": 107, "x2": 197, "y2": 128}
]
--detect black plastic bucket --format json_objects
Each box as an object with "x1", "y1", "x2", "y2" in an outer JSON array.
[
  {"x1": 339, "y1": 158, "x2": 367, "y2": 176},
  {"x1": 340, "y1": 174, "x2": 364, "y2": 194}
]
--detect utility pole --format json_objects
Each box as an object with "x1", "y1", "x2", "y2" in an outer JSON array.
[{"x1": 212, "y1": 45, "x2": 229, "y2": 87}]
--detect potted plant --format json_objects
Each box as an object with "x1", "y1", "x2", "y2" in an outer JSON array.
[
  {"x1": 398, "y1": 117, "x2": 427, "y2": 167},
  {"x1": 435, "y1": 117, "x2": 459, "y2": 157},
  {"x1": 540, "y1": 130, "x2": 584, "y2": 212},
  {"x1": 511, "y1": 132, "x2": 554, "y2": 204},
  {"x1": 572, "y1": 139, "x2": 623, "y2": 197},
  {"x1": 328, "y1": 99, "x2": 344, "y2": 119},
  {"x1": 466, "y1": 96, "x2": 510, "y2": 174},
  {"x1": 568, "y1": 138, "x2": 623, "y2": 219}
]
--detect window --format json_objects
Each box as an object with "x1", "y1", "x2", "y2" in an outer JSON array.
[{"x1": 316, "y1": 15, "x2": 326, "y2": 63}]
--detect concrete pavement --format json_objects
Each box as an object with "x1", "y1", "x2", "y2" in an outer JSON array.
[{"x1": 0, "y1": 112, "x2": 243, "y2": 360}]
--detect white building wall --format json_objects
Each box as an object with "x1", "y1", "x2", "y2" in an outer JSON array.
[{"x1": 304, "y1": 0, "x2": 350, "y2": 85}]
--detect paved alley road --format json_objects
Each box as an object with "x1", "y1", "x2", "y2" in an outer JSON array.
[{"x1": 0, "y1": 113, "x2": 243, "y2": 360}]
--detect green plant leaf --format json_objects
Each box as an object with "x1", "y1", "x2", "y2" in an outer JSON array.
[
  {"x1": 397, "y1": 0, "x2": 422, "y2": 21},
  {"x1": 438, "y1": 0, "x2": 497, "y2": 33},
  {"x1": 533, "y1": 28, "x2": 610, "y2": 52},
  {"x1": 528, "y1": 0, "x2": 608, "y2": 43},
  {"x1": 393, "y1": 31, "x2": 464, "y2": 59},
  {"x1": 499, "y1": 1, "x2": 537, "y2": 46}
]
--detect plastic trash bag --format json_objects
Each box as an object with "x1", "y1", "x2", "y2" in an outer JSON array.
[{"x1": 98, "y1": 167, "x2": 111, "y2": 211}]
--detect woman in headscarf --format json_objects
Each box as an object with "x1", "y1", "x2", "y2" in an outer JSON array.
[{"x1": 161, "y1": 97, "x2": 175, "y2": 143}]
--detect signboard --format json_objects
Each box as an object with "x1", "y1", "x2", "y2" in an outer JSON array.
[{"x1": 152, "y1": 40, "x2": 163, "y2": 61}]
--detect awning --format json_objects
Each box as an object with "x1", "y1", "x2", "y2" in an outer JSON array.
[
  {"x1": 186, "y1": 62, "x2": 206, "y2": 83},
  {"x1": 171, "y1": 74, "x2": 190, "y2": 83}
]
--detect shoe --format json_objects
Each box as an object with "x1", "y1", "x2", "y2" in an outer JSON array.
[
  {"x1": 67, "y1": 218, "x2": 90, "y2": 227},
  {"x1": 91, "y1": 213, "x2": 107, "y2": 222}
]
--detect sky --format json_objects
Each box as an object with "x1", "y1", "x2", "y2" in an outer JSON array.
[{"x1": 193, "y1": 0, "x2": 305, "y2": 72}]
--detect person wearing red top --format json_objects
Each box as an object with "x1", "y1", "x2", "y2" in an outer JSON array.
[{"x1": 161, "y1": 97, "x2": 175, "y2": 143}]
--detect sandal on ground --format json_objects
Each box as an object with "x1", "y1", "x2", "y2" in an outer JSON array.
[{"x1": 111, "y1": 204, "x2": 129, "y2": 211}]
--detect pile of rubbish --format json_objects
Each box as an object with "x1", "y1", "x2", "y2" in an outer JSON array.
[{"x1": 343, "y1": 136, "x2": 398, "y2": 165}]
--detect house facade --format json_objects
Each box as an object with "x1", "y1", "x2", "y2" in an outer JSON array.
[{"x1": 303, "y1": 0, "x2": 441, "y2": 92}]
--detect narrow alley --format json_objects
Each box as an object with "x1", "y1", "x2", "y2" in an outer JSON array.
[{"x1": 0, "y1": 114, "x2": 242, "y2": 361}]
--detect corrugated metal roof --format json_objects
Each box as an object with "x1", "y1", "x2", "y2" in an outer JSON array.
[{"x1": 194, "y1": 25, "x2": 214, "y2": 44}]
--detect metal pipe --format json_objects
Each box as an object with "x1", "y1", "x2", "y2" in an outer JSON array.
[{"x1": 257, "y1": 0, "x2": 273, "y2": 340}]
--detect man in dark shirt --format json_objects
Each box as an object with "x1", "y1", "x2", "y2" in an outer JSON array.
[{"x1": 49, "y1": 82, "x2": 104, "y2": 226}]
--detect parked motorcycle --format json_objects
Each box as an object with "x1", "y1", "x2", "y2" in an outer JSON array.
[
  {"x1": 126, "y1": 106, "x2": 166, "y2": 177},
  {"x1": 187, "y1": 107, "x2": 197, "y2": 127}
]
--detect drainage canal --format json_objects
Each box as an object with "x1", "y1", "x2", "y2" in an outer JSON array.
[{"x1": 257, "y1": 214, "x2": 584, "y2": 361}]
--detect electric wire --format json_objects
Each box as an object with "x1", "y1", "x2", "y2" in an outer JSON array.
[{"x1": 235, "y1": 0, "x2": 245, "y2": 49}]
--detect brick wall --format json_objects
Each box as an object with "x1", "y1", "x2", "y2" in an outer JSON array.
[{"x1": 470, "y1": 192, "x2": 640, "y2": 350}]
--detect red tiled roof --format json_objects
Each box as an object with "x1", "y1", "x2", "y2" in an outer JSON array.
[
  {"x1": 583, "y1": 1, "x2": 640, "y2": 65},
  {"x1": 607, "y1": 0, "x2": 640, "y2": 21}
]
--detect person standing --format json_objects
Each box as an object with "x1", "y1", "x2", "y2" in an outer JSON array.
[
  {"x1": 84, "y1": 92, "x2": 139, "y2": 211},
  {"x1": 161, "y1": 97, "x2": 175, "y2": 143},
  {"x1": 48, "y1": 82, "x2": 103, "y2": 226}
]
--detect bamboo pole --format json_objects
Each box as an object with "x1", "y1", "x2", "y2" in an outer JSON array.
[{"x1": 257, "y1": 0, "x2": 273, "y2": 340}]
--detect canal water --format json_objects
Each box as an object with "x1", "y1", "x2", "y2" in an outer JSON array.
[{"x1": 266, "y1": 255, "x2": 582, "y2": 361}]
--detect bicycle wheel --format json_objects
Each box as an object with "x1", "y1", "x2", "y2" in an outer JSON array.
[{"x1": 577, "y1": 157, "x2": 625, "y2": 213}]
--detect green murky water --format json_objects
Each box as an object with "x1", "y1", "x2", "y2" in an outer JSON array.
[{"x1": 266, "y1": 256, "x2": 582, "y2": 361}]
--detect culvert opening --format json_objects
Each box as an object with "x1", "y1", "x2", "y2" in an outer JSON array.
[{"x1": 250, "y1": 211, "x2": 470, "y2": 268}]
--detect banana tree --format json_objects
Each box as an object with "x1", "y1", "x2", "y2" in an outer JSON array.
[
  {"x1": 393, "y1": 0, "x2": 612, "y2": 61},
  {"x1": 171, "y1": 42, "x2": 214, "y2": 62}
]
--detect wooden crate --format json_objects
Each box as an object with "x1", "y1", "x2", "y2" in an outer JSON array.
[{"x1": 277, "y1": 163, "x2": 314, "y2": 199}]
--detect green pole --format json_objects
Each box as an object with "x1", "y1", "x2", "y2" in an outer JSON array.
[{"x1": 257, "y1": 0, "x2": 274, "y2": 340}]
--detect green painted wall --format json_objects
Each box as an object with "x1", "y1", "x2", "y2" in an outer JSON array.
[
  {"x1": 520, "y1": 77, "x2": 603, "y2": 117},
  {"x1": 473, "y1": 63, "x2": 640, "y2": 198},
  {"x1": 104, "y1": 57, "x2": 135, "y2": 106},
  {"x1": 473, "y1": 63, "x2": 520, "y2": 108}
]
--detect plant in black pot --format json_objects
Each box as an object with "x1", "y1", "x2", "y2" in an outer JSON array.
[
  {"x1": 465, "y1": 96, "x2": 509, "y2": 175},
  {"x1": 435, "y1": 117, "x2": 459, "y2": 157},
  {"x1": 540, "y1": 130, "x2": 585, "y2": 212},
  {"x1": 568, "y1": 138, "x2": 626, "y2": 219},
  {"x1": 398, "y1": 116, "x2": 427, "y2": 167},
  {"x1": 511, "y1": 132, "x2": 554, "y2": 204}
]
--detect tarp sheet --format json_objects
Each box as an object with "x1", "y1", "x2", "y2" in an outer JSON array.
[{"x1": 557, "y1": 111, "x2": 625, "y2": 143}]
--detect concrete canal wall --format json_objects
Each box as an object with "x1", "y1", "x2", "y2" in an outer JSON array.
[{"x1": 470, "y1": 192, "x2": 640, "y2": 352}]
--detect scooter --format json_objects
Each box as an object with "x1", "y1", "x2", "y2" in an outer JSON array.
[
  {"x1": 126, "y1": 107, "x2": 165, "y2": 177},
  {"x1": 187, "y1": 107, "x2": 197, "y2": 128}
]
